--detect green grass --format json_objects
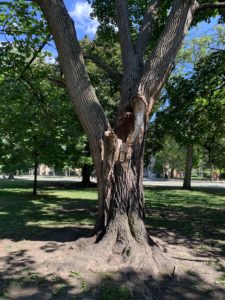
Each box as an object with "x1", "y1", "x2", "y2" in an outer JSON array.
[
  {"x1": 0, "y1": 179, "x2": 97, "y2": 240},
  {"x1": 215, "y1": 275, "x2": 225, "y2": 285},
  {"x1": 145, "y1": 186, "x2": 225, "y2": 255},
  {"x1": 0, "y1": 179, "x2": 225, "y2": 255}
]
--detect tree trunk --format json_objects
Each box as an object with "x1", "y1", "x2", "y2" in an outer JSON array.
[
  {"x1": 81, "y1": 164, "x2": 91, "y2": 186},
  {"x1": 8, "y1": 173, "x2": 14, "y2": 180},
  {"x1": 183, "y1": 145, "x2": 193, "y2": 190},
  {"x1": 90, "y1": 127, "x2": 172, "y2": 273},
  {"x1": 210, "y1": 164, "x2": 214, "y2": 182},
  {"x1": 33, "y1": 153, "x2": 38, "y2": 196},
  {"x1": 171, "y1": 167, "x2": 175, "y2": 179}
]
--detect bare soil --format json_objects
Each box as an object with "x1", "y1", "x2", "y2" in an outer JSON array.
[{"x1": 1, "y1": 226, "x2": 225, "y2": 299}]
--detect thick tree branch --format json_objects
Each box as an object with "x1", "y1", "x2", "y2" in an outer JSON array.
[
  {"x1": 83, "y1": 53, "x2": 122, "y2": 81},
  {"x1": 33, "y1": 0, "x2": 109, "y2": 141},
  {"x1": 48, "y1": 77, "x2": 65, "y2": 88},
  {"x1": 135, "y1": 0, "x2": 161, "y2": 57},
  {"x1": 115, "y1": 0, "x2": 135, "y2": 70},
  {"x1": 137, "y1": 0, "x2": 197, "y2": 116},
  {"x1": 196, "y1": 1, "x2": 225, "y2": 11}
]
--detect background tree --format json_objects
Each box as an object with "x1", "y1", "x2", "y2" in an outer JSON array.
[
  {"x1": 153, "y1": 136, "x2": 186, "y2": 178},
  {"x1": 152, "y1": 47, "x2": 225, "y2": 189},
  {"x1": 0, "y1": 47, "x2": 86, "y2": 194}
]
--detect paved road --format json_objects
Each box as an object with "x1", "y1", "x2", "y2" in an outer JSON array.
[
  {"x1": 1, "y1": 175, "x2": 225, "y2": 189},
  {"x1": 143, "y1": 178, "x2": 225, "y2": 189}
]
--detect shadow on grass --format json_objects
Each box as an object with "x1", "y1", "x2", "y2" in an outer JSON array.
[
  {"x1": 1, "y1": 180, "x2": 225, "y2": 253},
  {"x1": 0, "y1": 180, "x2": 97, "y2": 242},
  {"x1": 1, "y1": 249, "x2": 225, "y2": 299},
  {"x1": 145, "y1": 186, "x2": 225, "y2": 260}
]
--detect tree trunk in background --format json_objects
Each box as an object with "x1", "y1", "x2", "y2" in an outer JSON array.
[
  {"x1": 81, "y1": 164, "x2": 92, "y2": 186},
  {"x1": 210, "y1": 164, "x2": 214, "y2": 182},
  {"x1": 8, "y1": 173, "x2": 14, "y2": 180},
  {"x1": 171, "y1": 167, "x2": 175, "y2": 179},
  {"x1": 183, "y1": 145, "x2": 193, "y2": 190},
  {"x1": 33, "y1": 153, "x2": 38, "y2": 196}
]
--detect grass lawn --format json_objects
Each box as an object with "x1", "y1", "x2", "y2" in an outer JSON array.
[
  {"x1": 145, "y1": 186, "x2": 225, "y2": 256},
  {"x1": 0, "y1": 180, "x2": 97, "y2": 241},
  {"x1": 0, "y1": 179, "x2": 225, "y2": 299},
  {"x1": 0, "y1": 179, "x2": 224, "y2": 248}
]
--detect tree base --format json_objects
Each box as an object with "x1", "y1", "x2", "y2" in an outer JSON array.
[
  {"x1": 94, "y1": 238, "x2": 173, "y2": 276},
  {"x1": 74, "y1": 226, "x2": 174, "y2": 277}
]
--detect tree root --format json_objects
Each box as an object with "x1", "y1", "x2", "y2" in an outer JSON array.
[{"x1": 71, "y1": 227, "x2": 175, "y2": 278}]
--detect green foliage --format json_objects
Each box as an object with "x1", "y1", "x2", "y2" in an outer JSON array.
[
  {"x1": 0, "y1": 0, "x2": 50, "y2": 72},
  {"x1": 154, "y1": 48, "x2": 225, "y2": 146},
  {"x1": 0, "y1": 1, "x2": 89, "y2": 175},
  {"x1": 203, "y1": 137, "x2": 225, "y2": 170},
  {"x1": 0, "y1": 58, "x2": 87, "y2": 175},
  {"x1": 145, "y1": 29, "x2": 225, "y2": 174},
  {"x1": 0, "y1": 5, "x2": 93, "y2": 175},
  {"x1": 153, "y1": 136, "x2": 186, "y2": 175}
]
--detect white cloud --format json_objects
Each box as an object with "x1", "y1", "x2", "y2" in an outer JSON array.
[
  {"x1": 45, "y1": 56, "x2": 56, "y2": 64},
  {"x1": 69, "y1": 1, "x2": 99, "y2": 37}
]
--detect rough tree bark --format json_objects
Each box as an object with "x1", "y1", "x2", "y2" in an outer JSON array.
[
  {"x1": 183, "y1": 145, "x2": 194, "y2": 190},
  {"x1": 32, "y1": 0, "x2": 225, "y2": 273}
]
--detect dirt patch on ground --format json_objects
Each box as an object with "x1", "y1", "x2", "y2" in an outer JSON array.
[{"x1": 0, "y1": 227, "x2": 225, "y2": 299}]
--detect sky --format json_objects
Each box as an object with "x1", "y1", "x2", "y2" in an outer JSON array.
[{"x1": 65, "y1": 0, "x2": 99, "y2": 40}]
